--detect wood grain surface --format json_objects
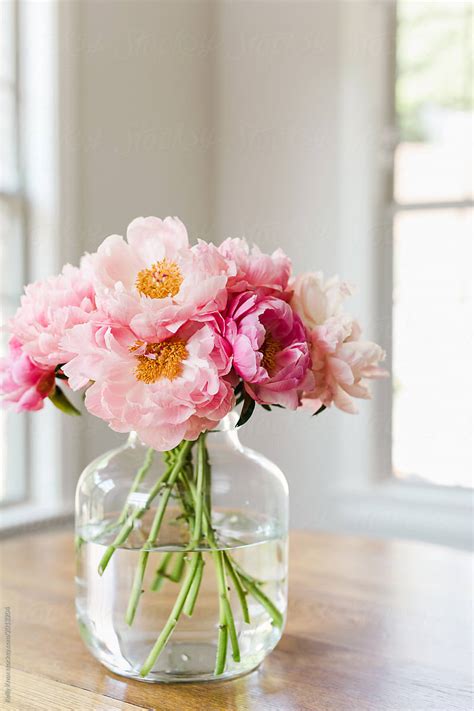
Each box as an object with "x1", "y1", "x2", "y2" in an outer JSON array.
[{"x1": 0, "y1": 530, "x2": 472, "y2": 711}]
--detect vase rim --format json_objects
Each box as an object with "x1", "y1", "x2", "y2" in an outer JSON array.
[{"x1": 127, "y1": 409, "x2": 240, "y2": 448}]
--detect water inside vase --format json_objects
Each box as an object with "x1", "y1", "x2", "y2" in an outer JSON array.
[{"x1": 75, "y1": 510, "x2": 287, "y2": 682}]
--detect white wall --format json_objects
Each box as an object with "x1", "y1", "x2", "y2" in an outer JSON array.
[
  {"x1": 72, "y1": 0, "x2": 216, "y2": 461},
  {"x1": 212, "y1": 1, "x2": 349, "y2": 529},
  {"x1": 211, "y1": 1, "x2": 395, "y2": 532},
  {"x1": 70, "y1": 1, "x2": 392, "y2": 532}
]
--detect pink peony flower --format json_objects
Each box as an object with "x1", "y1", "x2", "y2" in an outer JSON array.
[
  {"x1": 291, "y1": 271, "x2": 353, "y2": 330},
  {"x1": 291, "y1": 273, "x2": 387, "y2": 414},
  {"x1": 62, "y1": 320, "x2": 234, "y2": 451},
  {"x1": 0, "y1": 338, "x2": 55, "y2": 412},
  {"x1": 219, "y1": 238, "x2": 291, "y2": 294},
  {"x1": 225, "y1": 291, "x2": 313, "y2": 409},
  {"x1": 9, "y1": 261, "x2": 96, "y2": 367},
  {"x1": 88, "y1": 216, "x2": 233, "y2": 341}
]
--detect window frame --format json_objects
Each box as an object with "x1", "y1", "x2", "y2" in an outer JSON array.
[
  {"x1": 331, "y1": 0, "x2": 473, "y2": 550},
  {"x1": 0, "y1": 0, "x2": 29, "y2": 510},
  {"x1": 0, "y1": 0, "x2": 82, "y2": 534}
]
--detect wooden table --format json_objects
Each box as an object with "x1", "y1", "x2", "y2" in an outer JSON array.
[{"x1": 0, "y1": 530, "x2": 472, "y2": 711}]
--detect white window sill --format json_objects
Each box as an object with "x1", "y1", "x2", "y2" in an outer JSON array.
[
  {"x1": 0, "y1": 503, "x2": 73, "y2": 538},
  {"x1": 325, "y1": 479, "x2": 474, "y2": 551}
]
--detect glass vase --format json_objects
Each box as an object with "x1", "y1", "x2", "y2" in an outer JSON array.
[{"x1": 75, "y1": 412, "x2": 289, "y2": 683}]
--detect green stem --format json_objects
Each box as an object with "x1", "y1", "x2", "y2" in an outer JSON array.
[
  {"x1": 150, "y1": 552, "x2": 173, "y2": 592},
  {"x1": 168, "y1": 551, "x2": 186, "y2": 582},
  {"x1": 183, "y1": 554, "x2": 204, "y2": 616},
  {"x1": 190, "y1": 434, "x2": 206, "y2": 547},
  {"x1": 197, "y1": 443, "x2": 240, "y2": 670},
  {"x1": 203, "y1": 439, "x2": 211, "y2": 519},
  {"x1": 224, "y1": 555, "x2": 281, "y2": 625},
  {"x1": 177, "y1": 470, "x2": 196, "y2": 529},
  {"x1": 125, "y1": 550, "x2": 149, "y2": 625},
  {"x1": 237, "y1": 569, "x2": 284, "y2": 628},
  {"x1": 167, "y1": 438, "x2": 241, "y2": 672},
  {"x1": 223, "y1": 551, "x2": 250, "y2": 624},
  {"x1": 213, "y1": 550, "x2": 240, "y2": 664},
  {"x1": 215, "y1": 604, "x2": 228, "y2": 676},
  {"x1": 139, "y1": 553, "x2": 202, "y2": 677},
  {"x1": 124, "y1": 441, "x2": 194, "y2": 624},
  {"x1": 98, "y1": 461, "x2": 174, "y2": 575},
  {"x1": 118, "y1": 447, "x2": 155, "y2": 524},
  {"x1": 92, "y1": 447, "x2": 156, "y2": 545}
]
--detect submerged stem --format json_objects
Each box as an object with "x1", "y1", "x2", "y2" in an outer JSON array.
[
  {"x1": 215, "y1": 607, "x2": 228, "y2": 676},
  {"x1": 150, "y1": 552, "x2": 173, "y2": 592},
  {"x1": 213, "y1": 550, "x2": 240, "y2": 664},
  {"x1": 168, "y1": 551, "x2": 186, "y2": 582},
  {"x1": 223, "y1": 551, "x2": 250, "y2": 624},
  {"x1": 196, "y1": 442, "x2": 241, "y2": 671},
  {"x1": 125, "y1": 549, "x2": 149, "y2": 625},
  {"x1": 236, "y1": 569, "x2": 284, "y2": 629},
  {"x1": 139, "y1": 552, "x2": 203, "y2": 677},
  {"x1": 183, "y1": 555, "x2": 205, "y2": 617}
]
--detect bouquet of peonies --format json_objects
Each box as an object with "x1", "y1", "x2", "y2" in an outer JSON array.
[{"x1": 0, "y1": 216, "x2": 386, "y2": 676}]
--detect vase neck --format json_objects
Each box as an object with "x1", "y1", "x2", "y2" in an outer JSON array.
[{"x1": 127, "y1": 409, "x2": 241, "y2": 450}]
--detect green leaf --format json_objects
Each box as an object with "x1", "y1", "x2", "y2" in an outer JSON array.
[
  {"x1": 236, "y1": 392, "x2": 256, "y2": 428},
  {"x1": 261, "y1": 404, "x2": 272, "y2": 412},
  {"x1": 234, "y1": 381, "x2": 245, "y2": 405},
  {"x1": 49, "y1": 385, "x2": 81, "y2": 416},
  {"x1": 312, "y1": 404, "x2": 327, "y2": 417}
]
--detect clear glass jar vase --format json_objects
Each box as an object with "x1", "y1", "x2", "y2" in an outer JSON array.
[{"x1": 75, "y1": 413, "x2": 289, "y2": 683}]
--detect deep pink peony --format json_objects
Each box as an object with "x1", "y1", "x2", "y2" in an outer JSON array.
[
  {"x1": 0, "y1": 338, "x2": 55, "y2": 412},
  {"x1": 219, "y1": 238, "x2": 291, "y2": 294},
  {"x1": 9, "y1": 262, "x2": 96, "y2": 367},
  {"x1": 88, "y1": 216, "x2": 233, "y2": 341},
  {"x1": 225, "y1": 291, "x2": 313, "y2": 409},
  {"x1": 62, "y1": 320, "x2": 234, "y2": 451},
  {"x1": 291, "y1": 273, "x2": 387, "y2": 414}
]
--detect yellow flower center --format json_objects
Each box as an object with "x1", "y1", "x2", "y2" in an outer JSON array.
[
  {"x1": 131, "y1": 340, "x2": 188, "y2": 383},
  {"x1": 261, "y1": 333, "x2": 281, "y2": 375},
  {"x1": 135, "y1": 259, "x2": 183, "y2": 299}
]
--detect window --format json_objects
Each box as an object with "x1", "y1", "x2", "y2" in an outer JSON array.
[
  {"x1": 331, "y1": 1, "x2": 472, "y2": 549},
  {"x1": 0, "y1": 1, "x2": 80, "y2": 531},
  {"x1": 392, "y1": 1, "x2": 473, "y2": 488},
  {"x1": 0, "y1": 0, "x2": 28, "y2": 506}
]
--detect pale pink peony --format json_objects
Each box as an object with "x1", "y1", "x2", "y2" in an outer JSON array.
[
  {"x1": 88, "y1": 216, "x2": 233, "y2": 341},
  {"x1": 225, "y1": 291, "x2": 313, "y2": 409},
  {"x1": 0, "y1": 338, "x2": 55, "y2": 412},
  {"x1": 219, "y1": 238, "x2": 291, "y2": 294},
  {"x1": 9, "y1": 262, "x2": 96, "y2": 367},
  {"x1": 291, "y1": 273, "x2": 387, "y2": 414},
  {"x1": 291, "y1": 271, "x2": 354, "y2": 330},
  {"x1": 62, "y1": 320, "x2": 234, "y2": 451}
]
